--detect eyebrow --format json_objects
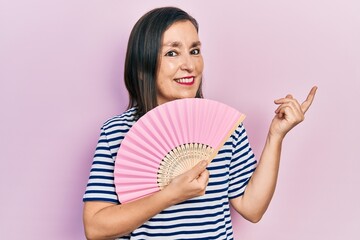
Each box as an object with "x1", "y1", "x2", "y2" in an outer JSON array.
[{"x1": 162, "y1": 41, "x2": 202, "y2": 48}]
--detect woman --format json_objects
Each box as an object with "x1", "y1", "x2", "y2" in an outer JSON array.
[{"x1": 83, "y1": 7, "x2": 317, "y2": 240}]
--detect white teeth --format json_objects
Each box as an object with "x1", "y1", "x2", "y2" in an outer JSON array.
[{"x1": 176, "y1": 77, "x2": 194, "y2": 83}]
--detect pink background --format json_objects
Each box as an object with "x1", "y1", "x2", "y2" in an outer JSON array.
[{"x1": 1, "y1": 0, "x2": 359, "y2": 239}]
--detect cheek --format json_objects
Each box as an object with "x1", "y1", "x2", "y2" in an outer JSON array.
[
  {"x1": 196, "y1": 58, "x2": 204, "y2": 72},
  {"x1": 156, "y1": 77, "x2": 167, "y2": 93},
  {"x1": 159, "y1": 60, "x2": 177, "y2": 77}
]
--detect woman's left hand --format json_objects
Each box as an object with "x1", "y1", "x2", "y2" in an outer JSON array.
[{"x1": 269, "y1": 86, "x2": 318, "y2": 139}]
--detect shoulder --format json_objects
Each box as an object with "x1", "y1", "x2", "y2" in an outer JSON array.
[
  {"x1": 234, "y1": 123, "x2": 247, "y2": 138},
  {"x1": 100, "y1": 107, "x2": 138, "y2": 136},
  {"x1": 102, "y1": 107, "x2": 137, "y2": 128},
  {"x1": 228, "y1": 123, "x2": 248, "y2": 143}
]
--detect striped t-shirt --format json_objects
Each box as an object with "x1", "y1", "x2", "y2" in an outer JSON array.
[{"x1": 83, "y1": 107, "x2": 257, "y2": 239}]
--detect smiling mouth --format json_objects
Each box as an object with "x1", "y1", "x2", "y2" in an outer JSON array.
[{"x1": 175, "y1": 77, "x2": 195, "y2": 85}]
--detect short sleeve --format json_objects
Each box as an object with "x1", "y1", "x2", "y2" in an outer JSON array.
[
  {"x1": 228, "y1": 123, "x2": 257, "y2": 199},
  {"x1": 83, "y1": 127, "x2": 119, "y2": 204}
]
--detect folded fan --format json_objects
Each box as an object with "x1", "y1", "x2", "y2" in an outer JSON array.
[{"x1": 114, "y1": 98, "x2": 245, "y2": 203}]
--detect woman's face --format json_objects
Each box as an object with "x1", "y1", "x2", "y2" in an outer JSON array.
[{"x1": 156, "y1": 20, "x2": 204, "y2": 105}]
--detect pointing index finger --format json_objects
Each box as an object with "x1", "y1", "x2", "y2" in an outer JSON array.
[{"x1": 301, "y1": 86, "x2": 318, "y2": 113}]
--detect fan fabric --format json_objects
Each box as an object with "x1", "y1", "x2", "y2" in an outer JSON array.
[{"x1": 114, "y1": 98, "x2": 245, "y2": 203}]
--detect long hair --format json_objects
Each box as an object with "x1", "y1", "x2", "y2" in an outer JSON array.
[{"x1": 124, "y1": 7, "x2": 203, "y2": 119}]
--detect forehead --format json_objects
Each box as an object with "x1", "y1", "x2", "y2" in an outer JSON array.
[{"x1": 162, "y1": 20, "x2": 200, "y2": 45}]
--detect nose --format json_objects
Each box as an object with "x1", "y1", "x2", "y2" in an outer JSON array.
[{"x1": 180, "y1": 54, "x2": 194, "y2": 72}]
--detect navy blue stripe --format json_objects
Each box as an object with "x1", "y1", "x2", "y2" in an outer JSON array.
[
  {"x1": 85, "y1": 190, "x2": 117, "y2": 195},
  {"x1": 97, "y1": 139, "x2": 109, "y2": 144},
  {"x1": 233, "y1": 135, "x2": 248, "y2": 148},
  {"x1": 207, "y1": 157, "x2": 230, "y2": 171},
  {"x1": 162, "y1": 200, "x2": 228, "y2": 214},
  {"x1": 106, "y1": 122, "x2": 133, "y2": 129},
  {"x1": 86, "y1": 182, "x2": 114, "y2": 187},
  {"x1": 91, "y1": 160, "x2": 114, "y2": 166},
  {"x1": 229, "y1": 191, "x2": 245, "y2": 199},
  {"x1": 109, "y1": 143, "x2": 120, "y2": 151},
  {"x1": 83, "y1": 197, "x2": 118, "y2": 204},
  {"x1": 233, "y1": 142, "x2": 249, "y2": 156},
  {"x1": 231, "y1": 163, "x2": 255, "y2": 179},
  {"x1": 212, "y1": 153, "x2": 232, "y2": 162},
  {"x1": 210, "y1": 171, "x2": 229, "y2": 178},
  {"x1": 234, "y1": 126, "x2": 245, "y2": 136},
  {"x1": 106, "y1": 128, "x2": 131, "y2": 136},
  {"x1": 93, "y1": 153, "x2": 113, "y2": 159},
  {"x1": 206, "y1": 187, "x2": 228, "y2": 195},
  {"x1": 229, "y1": 134, "x2": 237, "y2": 142},
  {"x1": 199, "y1": 228, "x2": 233, "y2": 240},
  {"x1": 107, "y1": 135, "x2": 125, "y2": 143},
  {"x1": 217, "y1": 148, "x2": 232, "y2": 154},
  {"x1": 208, "y1": 165, "x2": 230, "y2": 171},
  {"x1": 230, "y1": 157, "x2": 256, "y2": 173},
  {"x1": 183, "y1": 195, "x2": 228, "y2": 204},
  {"x1": 150, "y1": 209, "x2": 230, "y2": 222},
  {"x1": 229, "y1": 178, "x2": 252, "y2": 197},
  {"x1": 210, "y1": 155, "x2": 231, "y2": 163},
  {"x1": 90, "y1": 168, "x2": 114, "y2": 173},
  {"x1": 229, "y1": 176, "x2": 250, "y2": 186},
  {"x1": 208, "y1": 178, "x2": 228, "y2": 186},
  {"x1": 142, "y1": 214, "x2": 231, "y2": 229},
  {"x1": 237, "y1": 166, "x2": 256, "y2": 177},
  {"x1": 230, "y1": 153, "x2": 255, "y2": 170},
  {"x1": 216, "y1": 145, "x2": 232, "y2": 151},
  {"x1": 106, "y1": 128, "x2": 130, "y2": 135},
  {"x1": 95, "y1": 146, "x2": 111, "y2": 151}
]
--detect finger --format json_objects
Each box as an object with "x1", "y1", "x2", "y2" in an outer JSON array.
[
  {"x1": 301, "y1": 86, "x2": 318, "y2": 113},
  {"x1": 276, "y1": 105, "x2": 291, "y2": 116},
  {"x1": 274, "y1": 101, "x2": 301, "y2": 114},
  {"x1": 274, "y1": 93, "x2": 294, "y2": 104},
  {"x1": 277, "y1": 102, "x2": 305, "y2": 122},
  {"x1": 276, "y1": 105, "x2": 296, "y2": 120},
  {"x1": 188, "y1": 160, "x2": 208, "y2": 180},
  {"x1": 197, "y1": 169, "x2": 209, "y2": 185},
  {"x1": 274, "y1": 97, "x2": 298, "y2": 104},
  {"x1": 275, "y1": 102, "x2": 289, "y2": 114}
]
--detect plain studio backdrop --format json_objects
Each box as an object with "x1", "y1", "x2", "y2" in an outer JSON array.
[{"x1": 1, "y1": 0, "x2": 359, "y2": 239}]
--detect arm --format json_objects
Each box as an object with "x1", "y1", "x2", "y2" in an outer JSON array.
[
  {"x1": 230, "y1": 86, "x2": 317, "y2": 223},
  {"x1": 83, "y1": 160, "x2": 209, "y2": 240}
]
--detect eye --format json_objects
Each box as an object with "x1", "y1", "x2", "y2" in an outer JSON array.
[
  {"x1": 191, "y1": 48, "x2": 201, "y2": 55},
  {"x1": 165, "y1": 51, "x2": 178, "y2": 57}
]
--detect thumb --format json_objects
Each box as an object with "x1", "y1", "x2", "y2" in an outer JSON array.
[{"x1": 187, "y1": 160, "x2": 208, "y2": 180}]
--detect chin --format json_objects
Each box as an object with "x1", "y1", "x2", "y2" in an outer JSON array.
[{"x1": 178, "y1": 94, "x2": 197, "y2": 100}]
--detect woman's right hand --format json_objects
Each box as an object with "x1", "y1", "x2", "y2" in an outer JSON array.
[
  {"x1": 83, "y1": 161, "x2": 209, "y2": 239},
  {"x1": 163, "y1": 160, "x2": 210, "y2": 205}
]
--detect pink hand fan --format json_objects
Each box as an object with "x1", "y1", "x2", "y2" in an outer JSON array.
[{"x1": 114, "y1": 98, "x2": 245, "y2": 203}]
